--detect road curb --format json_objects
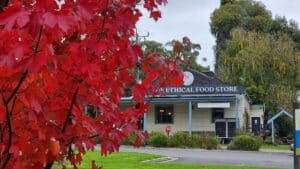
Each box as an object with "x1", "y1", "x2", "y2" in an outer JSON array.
[
  {"x1": 121, "y1": 145, "x2": 293, "y2": 155},
  {"x1": 259, "y1": 149, "x2": 293, "y2": 154}
]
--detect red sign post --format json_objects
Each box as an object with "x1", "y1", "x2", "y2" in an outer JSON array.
[{"x1": 165, "y1": 125, "x2": 171, "y2": 136}]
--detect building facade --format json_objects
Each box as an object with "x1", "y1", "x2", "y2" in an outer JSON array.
[{"x1": 122, "y1": 69, "x2": 264, "y2": 138}]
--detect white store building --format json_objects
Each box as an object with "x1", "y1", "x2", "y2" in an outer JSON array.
[{"x1": 122, "y1": 68, "x2": 264, "y2": 138}]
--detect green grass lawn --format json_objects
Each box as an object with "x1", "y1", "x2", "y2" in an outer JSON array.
[
  {"x1": 55, "y1": 151, "x2": 283, "y2": 169},
  {"x1": 296, "y1": 148, "x2": 300, "y2": 155},
  {"x1": 261, "y1": 144, "x2": 290, "y2": 151}
]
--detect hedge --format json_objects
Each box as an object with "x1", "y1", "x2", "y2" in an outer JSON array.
[
  {"x1": 149, "y1": 131, "x2": 219, "y2": 149},
  {"x1": 148, "y1": 132, "x2": 169, "y2": 147},
  {"x1": 228, "y1": 134, "x2": 263, "y2": 151}
]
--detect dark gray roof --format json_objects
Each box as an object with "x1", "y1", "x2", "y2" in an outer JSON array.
[{"x1": 185, "y1": 68, "x2": 235, "y2": 87}]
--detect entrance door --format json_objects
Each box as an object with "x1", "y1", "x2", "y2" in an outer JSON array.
[
  {"x1": 251, "y1": 117, "x2": 261, "y2": 136},
  {"x1": 227, "y1": 122, "x2": 236, "y2": 137},
  {"x1": 215, "y1": 121, "x2": 226, "y2": 138}
]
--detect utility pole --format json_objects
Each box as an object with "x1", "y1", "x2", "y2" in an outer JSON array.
[
  {"x1": 134, "y1": 28, "x2": 149, "y2": 131},
  {"x1": 134, "y1": 28, "x2": 149, "y2": 83}
]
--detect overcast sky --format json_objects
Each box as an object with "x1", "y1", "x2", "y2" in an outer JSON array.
[{"x1": 137, "y1": 0, "x2": 300, "y2": 71}]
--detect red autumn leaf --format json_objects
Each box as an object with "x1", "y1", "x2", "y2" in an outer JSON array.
[
  {"x1": 0, "y1": 6, "x2": 31, "y2": 30},
  {"x1": 76, "y1": 2, "x2": 95, "y2": 20},
  {"x1": 49, "y1": 140, "x2": 60, "y2": 156},
  {"x1": 9, "y1": 145, "x2": 19, "y2": 158},
  {"x1": 143, "y1": 70, "x2": 159, "y2": 87},
  {"x1": 150, "y1": 11, "x2": 161, "y2": 21},
  {"x1": 169, "y1": 70, "x2": 184, "y2": 87},
  {"x1": 132, "y1": 84, "x2": 147, "y2": 102},
  {"x1": 43, "y1": 12, "x2": 57, "y2": 28},
  {"x1": 28, "y1": 12, "x2": 44, "y2": 37},
  {"x1": 43, "y1": 12, "x2": 77, "y2": 33},
  {"x1": 91, "y1": 41, "x2": 107, "y2": 56},
  {"x1": 30, "y1": 97, "x2": 42, "y2": 113}
]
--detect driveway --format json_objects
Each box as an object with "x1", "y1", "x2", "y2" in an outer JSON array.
[{"x1": 120, "y1": 146, "x2": 293, "y2": 169}]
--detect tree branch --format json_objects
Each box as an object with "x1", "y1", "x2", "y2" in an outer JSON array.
[
  {"x1": 3, "y1": 70, "x2": 28, "y2": 105},
  {"x1": 88, "y1": 134, "x2": 99, "y2": 139},
  {"x1": 45, "y1": 87, "x2": 80, "y2": 169},
  {"x1": 98, "y1": 0, "x2": 109, "y2": 40},
  {"x1": 0, "y1": 96, "x2": 17, "y2": 169},
  {"x1": 44, "y1": 162, "x2": 53, "y2": 169},
  {"x1": 34, "y1": 26, "x2": 43, "y2": 53},
  {"x1": 1, "y1": 26, "x2": 42, "y2": 105},
  {"x1": 0, "y1": 24, "x2": 43, "y2": 169},
  {"x1": 61, "y1": 87, "x2": 80, "y2": 133},
  {"x1": 4, "y1": 0, "x2": 9, "y2": 6}
]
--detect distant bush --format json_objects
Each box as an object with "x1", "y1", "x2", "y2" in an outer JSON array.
[
  {"x1": 189, "y1": 134, "x2": 203, "y2": 148},
  {"x1": 228, "y1": 135, "x2": 263, "y2": 151},
  {"x1": 148, "y1": 132, "x2": 168, "y2": 147},
  {"x1": 146, "y1": 131, "x2": 219, "y2": 149},
  {"x1": 168, "y1": 132, "x2": 190, "y2": 148},
  {"x1": 121, "y1": 133, "x2": 137, "y2": 145},
  {"x1": 204, "y1": 136, "x2": 219, "y2": 150}
]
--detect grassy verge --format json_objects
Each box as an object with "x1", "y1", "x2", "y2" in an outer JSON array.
[
  {"x1": 55, "y1": 151, "x2": 282, "y2": 169},
  {"x1": 261, "y1": 144, "x2": 290, "y2": 151},
  {"x1": 296, "y1": 148, "x2": 300, "y2": 155}
]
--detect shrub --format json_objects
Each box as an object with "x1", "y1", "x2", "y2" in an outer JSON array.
[
  {"x1": 204, "y1": 136, "x2": 219, "y2": 150},
  {"x1": 168, "y1": 132, "x2": 190, "y2": 148},
  {"x1": 188, "y1": 134, "x2": 203, "y2": 148},
  {"x1": 147, "y1": 131, "x2": 218, "y2": 149},
  {"x1": 228, "y1": 135, "x2": 263, "y2": 151},
  {"x1": 121, "y1": 133, "x2": 137, "y2": 145},
  {"x1": 148, "y1": 132, "x2": 168, "y2": 147}
]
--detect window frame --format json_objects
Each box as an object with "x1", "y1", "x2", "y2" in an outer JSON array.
[{"x1": 155, "y1": 104, "x2": 174, "y2": 124}]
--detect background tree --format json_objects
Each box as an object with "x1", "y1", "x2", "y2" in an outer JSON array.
[
  {"x1": 218, "y1": 29, "x2": 299, "y2": 138},
  {"x1": 140, "y1": 39, "x2": 209, "y2": 72},
  {"x1": 211, "y1": 0, "x2": 300, "y2": 138},
  {"x1": 220, "y1": 0, "x2": 235, "y2": 6},
  {"x1": 210, "y1": 0, "x2": 300, "y2": 71},
  {"x1": 211, "y1": 0, "x2": 300, "y2": 108},
  {"x1": 218, "y1": 29, "x2": 299, "y2": 112},
  {"x1": 0, "y1": 0, "x2": 184, "y2": 168}
]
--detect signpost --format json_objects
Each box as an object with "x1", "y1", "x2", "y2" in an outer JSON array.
[
  {"x1": 165, "y1": 125, "x2": 171, "y2": 137},
  {"x1": 296, "y1": 109, "x2": 300, "y2": 156},
  {"x1": 295, "y1": 109, "x2": 300, "y2": 169},
  {"x1": 295, "y1": 73, "x2": 300, "y2": 169}
]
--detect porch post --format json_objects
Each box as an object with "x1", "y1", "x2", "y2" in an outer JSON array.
[
  {"x1": 188, "y1": 101, "x2": 192, "y2": 136},
  {"x1": 235, "y1": 95, "x2": 239, "y2": 129},
  {"x1": 143, "y1": 113, "x2": 147, "y2": 131}
]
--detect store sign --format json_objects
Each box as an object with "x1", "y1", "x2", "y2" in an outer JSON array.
[
  {"x1": 296, "y1": 109, "x2": 300, "y2": 156},
  {"x1": 197, "y1": 102, "x2": 230, "y2": 108},
  {"x1": 183, "y1": 71, "x2": 194, "y2": 86},
  {"x1": 160, "y1": 86, "x2": 241, "y2": 95}
]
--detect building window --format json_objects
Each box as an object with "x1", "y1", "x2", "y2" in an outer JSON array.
[
  {"x1": 155, "y1": 105, "x2": 174, "y2": 124},
  {"x1": 212, "y1": 108, "x2": 224, "y2": 123},
  {"x1": 85, "y1": 104, "x2": 99, "y2": 118}
]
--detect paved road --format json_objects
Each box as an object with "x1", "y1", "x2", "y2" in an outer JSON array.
[{"x1": 120, "y1": 146, "x2": 293, "y2": 169}]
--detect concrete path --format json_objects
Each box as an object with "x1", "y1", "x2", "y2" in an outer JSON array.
[{"x1": 120, "y1": 146, "x2": 293, "y2": 169}]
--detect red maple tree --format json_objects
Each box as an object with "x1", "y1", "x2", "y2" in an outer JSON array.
[{"x1": 0, "y1": 0, "x2": 184, "y2": 168}]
